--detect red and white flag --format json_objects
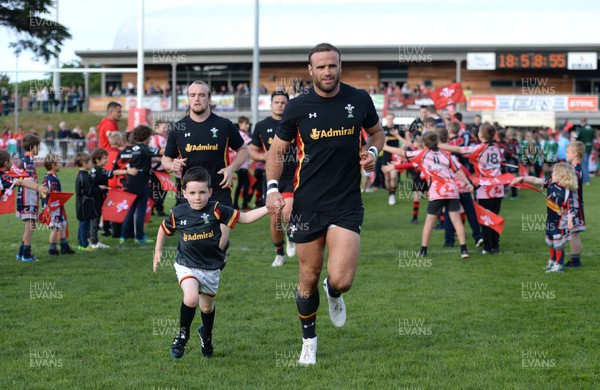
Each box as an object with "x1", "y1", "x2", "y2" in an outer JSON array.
[
  {"x1": 145, "y1": 198, "x2": 154, "y2": 223},
  {"x1": 428, "y1": 82, "x2": 466, "y2": 110},
  {"x1": 153, "y1": 171, "x2": 177, "y2": 192},
  {"x1": 472, "y1": 173, "x2": 516, "y2": 187},
  {"x1": 38, "y1": 192, "x2": 73, "y2": 224},
  {"x1": 102, "y1": 190, "x2": 137, "y2": 223},
  {"x1": 473, "y1": 202, "x2": 505, "y2": 235},
  {"x1": 0, "y1": 187, "x2": 16, "y2": 214}
]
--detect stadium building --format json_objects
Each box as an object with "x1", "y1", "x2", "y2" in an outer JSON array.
[{"x1": 76, "y1": 1, "x2": 600, "y2": 126}]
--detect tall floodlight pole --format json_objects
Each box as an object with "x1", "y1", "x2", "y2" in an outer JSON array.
[
  {"x1": 251, "y1": 0, "x2": 260, "y2": 126},
  {"x1": 15, "y1": 52, "x2": 19, "y2": 129},
  {"x1": 137, "y1": 0, "x2": 145, "y2": 106},
  {"x1": 53, "y1": 0, "x2": 60, "y2": 101}
]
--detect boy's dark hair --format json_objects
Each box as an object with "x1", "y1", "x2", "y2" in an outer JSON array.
[
  {"x1": 90, "y1": 148, "x2": 109, "y2": 164},
  {"x1": 0, "y1": 149, "x2": 11, "y2": 168},
  {"x1": 447, "y1": 121, "x2": 461, "y2": 134},
  {"x1": 479, "y1": 122, "x2": 496, "y2": 142},
  {"x1": 497, "y1": 129, "x2": 506, "y2": 141},
  {"x1": 422, "y1": 132, "x2": 439, "y2": 149},
  {"x1": 453, "y1": 112, "x2": 463, "y2": 122},
  {"x1": 271, "y1": 90, "x2": 290, "y2": 101},
  {"x1": 436, "y1": 128, "x2": 449, "y2": 143},
  {"x1": 125, "y1": 130, "x2": 135, "y2": 145},
  {"x1": 182, "y1": 167, "x2": 211, "y2": 189},
  {"x1": 22, "y1": 134, "x2": 41, "y2": 152},
  {"x1": 423, "y1": 117, "x2": 437, "y2": 130},
  {"x1": 133, "y1": 125, "x2": 152, "y2": 143},
  {"x1": 43, "y1": 154, "x2": 60, "y2": 171},
  {"x1": 75, "y1": 152, "x2": 91, "y2": 167},
  {"x1": 237, "y1": 116, "x2": 250, "y2": 125},
  {"x1": 308, "y1": 42, "x2": 341, "y2": 64}
]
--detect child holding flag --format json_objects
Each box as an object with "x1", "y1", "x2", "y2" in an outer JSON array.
[
  {"x1": 41, "y1": 154, "x2": 75, "y2": 256},
  {"x1": 16, "y1": 134, "x2": 42, "y2": 261},
  {"x1": 512, "y1": 163, "x2": 578, "y2": 273}
]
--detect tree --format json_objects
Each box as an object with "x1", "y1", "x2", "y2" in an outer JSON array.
[{"x1": 0, "y1": 0, "x2": 71, "y2": 62}]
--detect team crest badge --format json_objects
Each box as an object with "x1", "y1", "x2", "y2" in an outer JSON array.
[
  {"x1": 345, "y1": 104, "x2": 354, "y2": 118},
  {"x1": 201, "y1": 213, "x2": 210, "y2": 224},
  {"x1": 210, "y1": 128, "x2": 219, "y2": 138}
]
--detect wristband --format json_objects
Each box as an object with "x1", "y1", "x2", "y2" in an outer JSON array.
[
  {"x1": 267, "y1": 180, "x2": 278, "y2": 187},
  {"x1": 368, "y1": 146, "x2": 378, "y2": 159},
  {"x1": 266, "y1": 187, "x2": 280, "y2": 195}
]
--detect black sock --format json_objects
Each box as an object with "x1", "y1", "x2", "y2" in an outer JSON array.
[
  {"x1": 460, "y1": 244, "x2": 467, "y2": 251},
  {"x1": 200, "y1": 308, "x2": 215, "y2": 339},
  {"x1": 420, "y1": 246, "x2": 427, "y2": 255},
  {"x1": 24, "y1": 245, "x2": 32, "y2": 254},
  {"x1": 18, "y1": 241, "x2": 24, "y2": 256},
  {"x1": 179, "y1": 301, "x2": 196, "y2": 339},
  {"x1": 49, "y1": 242, "x2": 57, "y2": 250},
  {"x1": 274, "y1": 241, "x2": 284, "y2": 256},
  {"x1": 296, "y1": 290, "x2": 319, "y2": 339},
  {"x1": 326, "y1": 278, "x2": 342, "y2": 298}
]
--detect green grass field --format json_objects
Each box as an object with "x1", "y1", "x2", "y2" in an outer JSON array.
[{"x1": 1, "y1": 169, "x2": 599, "y2": 389}]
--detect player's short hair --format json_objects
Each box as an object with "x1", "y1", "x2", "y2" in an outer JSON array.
[
  {"x1": 479, "y1": 122, "x2": 496, "y2": 142},
  {"x1": 125, "y1": 131, "x2": 135, "y2": 145},
  {"x1": 43, "y1": 154, "x2": 60, "y2": 171},
  {"x1": 308, "y1": 42, "x2": 341, "y2": 64},
  {"x1": 422, "y1": 132, "x2": 439, "y2": 149},
  {"x1": 90, "y1": 148, "x2": 108, "y2": 164},
  {"x1": 188, "y1": 80, "x2": 212, "y2": 99},
  {"x1": 108, "y1": 131, "x2": 124, "y2": 146},
  {"x1": 182, "y1": 167, "x2": 211, "y2": 189},
  {"x1": 22, "y1": 134, "x2": 41, "y2": 152},
  {"x1": 271, "y1": 90, "x2": 289, "y2": 101},
  {"x1": 436, "y1": 128, "x2": 449, "y2": 143},
  {"x1": 107, "y1": 102, "x2": 122, "y2": 112},
  {"x1": 0, "y1": 149, "x2": 11, "y2": 167},
  {"x1": 425, "y1": 105, "x2": 438, "y2": 115},
  {"x1": 133, "y1": 125, "x2": 153, "y2": 143},
  {"x1": 75, "y1": 152, "x2": 91, "y2": 167},
  {"x1": 447, "y1": 121, "x2": 460, "y2": 134},
  {"x1": 568, "y1": 141, "x2": 585, "y2": 159},
  {"x1": 552, "y1": 163, "x2": 578, "y2": 191}
]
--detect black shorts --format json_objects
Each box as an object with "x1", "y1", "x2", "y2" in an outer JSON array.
[
  {"x1": 210, "y1": 188, "x2": 233, "y2": 206},
  {"x1": 288, "y1": 206, "x2": 364, "y2": 243},
  {"x1": 381, "y1": 152, "x2": 394, "y2": 165},
  {"x1": 427, "y1": 199, "x2": 460, "y2": 216}
]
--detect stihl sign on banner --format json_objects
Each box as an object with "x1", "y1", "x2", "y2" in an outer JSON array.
[{"x1": 467, "y1": 95, "x2": 598, "y2": 112}]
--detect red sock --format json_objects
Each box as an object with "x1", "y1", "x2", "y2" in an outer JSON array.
[
  {"x1": 412, "y1": 201, "x2": 419, "y2": 217},
  {"x1": 460, "y1": 213, "x2": 466, "y2": 223},
  {"x1": 549, "y1": 248, "x2": 555, "y2": 261}
]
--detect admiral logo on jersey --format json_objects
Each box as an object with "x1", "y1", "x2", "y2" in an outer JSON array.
[
  {"x1": 185, "y1": 143, "x2": 219, "y2": 152},
  {"x1": 309, "y1": 126, "x2": 355, "y2": 140},
  {"x1": 183, "y1": 231, "x2": 214, "y2": 241}
]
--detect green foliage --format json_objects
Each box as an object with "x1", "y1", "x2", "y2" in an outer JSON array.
[{"x1": 1, "y1": 170, "x2": 598, "y2": 388}]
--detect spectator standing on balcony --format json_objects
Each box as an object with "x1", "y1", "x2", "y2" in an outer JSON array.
[
  {"x1": 98, "y1": 102, "x2": 122, "y2": 149},
  {"x1": 574, "y1": 117, "x2": 594, "y2": 185},
  {"x1": 59, "y1": 87, "x2": 68, "y2": 113},
  {"x1": 77, "y1": 86, "x2": 85, "y2": 112},
  {"x1": 57, "y1": 121, "x2": 72, "y2": 166},
  {"x1": 71, "y1": 126, "x2": 86, "y2": 154},
  {"x1": 2, "y1": 90, "x2": 11, "y2": 116},
  {"x1": 44, "y1": 124, "x2": 56, "y2": 153},
  {"x1": 401, "y1": 83, "x2": 412, "y2": 99},
  {"x1": 39, "y1": 87, "x2": 49, "y2": 113}
]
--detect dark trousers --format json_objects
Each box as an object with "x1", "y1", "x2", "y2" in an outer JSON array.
[
  {"x1": 233, "y1": 169, "x2": 251, "y2": 209},
  {"x1": 150, "y1": 174, "x2": 166, "y2": 213},
  {"x1": 444, "y1": 192, "x2": 483, "y2": 245},
  {"x1": 78, "y1": 219, "x2": 91, "y2": 247},
  {"x1": 478, "y1": 198, "x2": 502, "y2": 251},
  {"x1": 121, "y1": 188, "x2": 150, "y2": 241},
  {"x1": 90, "y1": 216, "x2": 101, "y2": 245}
]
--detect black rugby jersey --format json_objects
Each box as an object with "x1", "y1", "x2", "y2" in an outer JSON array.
[
  {"x1": 165, "y1": 113, "x2": 245, "y2": 191},
  {"x1": 251, "y1": 116, "x2": 298, "y2": 178},
  {"x1": 161, "y1": 201, "x2": 240, "y2": 270},
  {"x1": 276, "y1": 83, "x2": 379, "y2": 211}
]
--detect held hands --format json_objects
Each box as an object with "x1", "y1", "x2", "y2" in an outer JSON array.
[
  {"x1": 511, "y1": 177, "x2": 524, "y2": 186},
  {"x1": 360, "y1": 150, "x2": 376, "y2": 172},
  {"x1": 37, "y1": 184, "x2": 49, "y2": 196},
  {"x1": 171, "y1": 157, "x2": 187, "y2": 173},
  {"x1": 218, "y1": 167, "x2": 234, "y2": 189},
  {"x1": 266, "y1": 191, "x2": 285, "y2": 216}
]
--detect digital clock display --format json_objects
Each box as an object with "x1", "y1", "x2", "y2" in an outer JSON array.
[{"x1": 497, "y1": 52, "x2": 567, "y2": 69}]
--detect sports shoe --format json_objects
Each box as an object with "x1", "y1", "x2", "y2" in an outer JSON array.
[
  {"x1": 543, "y1": 259, "x2": 555, "y2": 271},
  {"x1": 60, "y1": 245, "x2": 76, "y2": 255},
  {"x1": 16, "y1": 253, "x2": 22, "y2": 261},
  {"x1": 135, "y1": 238, "x2": 154, "y2": 245},
  {"x1": 480, "y1": 249, "x2": 489, "y2": 255},
  {"x1": 546, "y1": 263, "x2": 564, "y2": 273},
  {"x1": 565, "y1": 259, "x2": 582, "y2": 268},
  {"x1": 78, "y1": 246, "x2": 94, "y2": 252},
  {"x1": 409, "y1": 217, "x2": 418, "y2": 224},
  {"x1": 119, "y1": 238, "x2": 127, "y2": 244},
  {"x1": 91, "y1": 242, "x2": 110, "y2": 249},
  {"x1": 48, "y1": 248, "x2": 59, "y2": 256},
  {"x1": 286, "y1": 237, "x2": 296, "y2": 257},
  {"x1": 170, "y1": 334, "x2": 188, "y2": 359},
  {"x1": 323, "y1": 278, "x2": 346, "y2": 327},
  {"x1": 388, "y1": 194, "x2": 396, "y2": 205},
  {"x1": 460, "y1": 248, "x2": 470, "y2": 259},
  {"x1": 198, "y1": 325, "x2": 213, "y2": 358},
  {"x1": 298, "y1": 337, "x2": 317, "y2": 366},
  {"x1": 475, "y1": 238, "x2": 484, "y2": 248},
  {"x1": 416, "y1": 248, "x2": 427, "y2": 257},
  {"x1": 21, "y1": 253, "x2": 39, "y2": 262},
  {"x1": 272, "y1": 254, "x2": 285, "y2": 267}
]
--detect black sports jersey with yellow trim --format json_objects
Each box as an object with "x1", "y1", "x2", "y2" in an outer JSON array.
[
  {"x1": 165, "y1": 113, "x2": 245, "y2": 192},
  {"x1": 161, "y1": 201, "x2": 240, "y2": 270},
  {"x1": 251, "y1": 116, "x2": 298, "y2": 178},
  {"x1": 542, "y1": 179, "x2": 576, "y2": 233},
  {"x1": 276, "y1": 83, "x2": 379, "y2": 211}
]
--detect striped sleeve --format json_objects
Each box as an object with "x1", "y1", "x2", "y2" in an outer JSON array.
[
  {"x1": 161, "y1": 210, "x2": 177, "y2": 236},
  {"x1": 215, "y1": 203, "x2": 240, "y2": 229}
]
